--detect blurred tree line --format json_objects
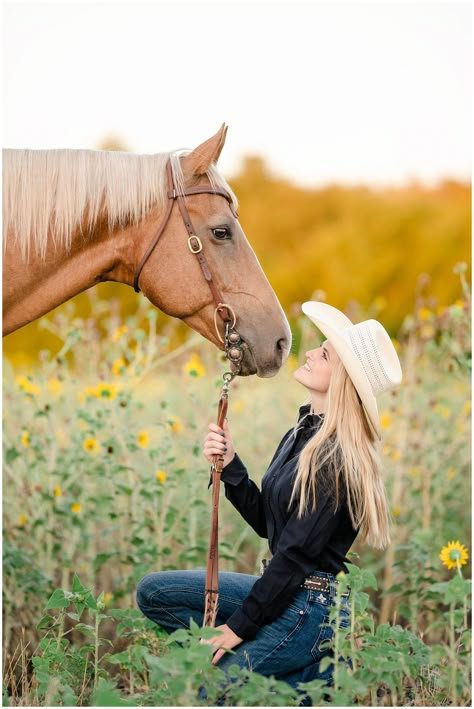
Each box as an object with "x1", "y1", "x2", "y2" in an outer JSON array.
[{"x1": 3, "y1": 150, "x2": 471, "y2": 368}]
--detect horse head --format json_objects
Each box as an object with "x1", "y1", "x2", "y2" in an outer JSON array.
[{"x1": 134, "y1": 125, "x2": 291, "y2": 377}]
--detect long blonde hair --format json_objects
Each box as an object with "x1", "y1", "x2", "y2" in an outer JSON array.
[{"x1": 290, "y1": 358, "x2": 391, "y2": 549}]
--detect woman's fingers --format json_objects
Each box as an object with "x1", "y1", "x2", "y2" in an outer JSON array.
[
  {"x1": 204, "y1": 425, "x2": 227, "y2": 451},
  {"x1": 212, "y1": 648, "x2": 226, "y2": 665},
  {"x1": 203, "y1": 421, "x2": 234, "y2": 465},
  {"x1": 208, "y1": 423, "x2": 226, "y2": 435}
]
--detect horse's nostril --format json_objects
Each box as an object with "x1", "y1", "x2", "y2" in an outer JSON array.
[{"x1": 277, "y1": 337, "x2": 289, "y2": 352}]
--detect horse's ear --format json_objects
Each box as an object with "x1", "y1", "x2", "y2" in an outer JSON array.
[{"x1": 182, "y1": 124, "x2": 228, "y2": 177}]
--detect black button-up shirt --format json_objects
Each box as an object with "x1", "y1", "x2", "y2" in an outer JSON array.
[{"x1": 221, "y1": 404, "x2": 358, "y2": 640}]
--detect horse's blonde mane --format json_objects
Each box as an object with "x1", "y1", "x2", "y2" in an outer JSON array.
[{"x1": 2, "y1": 148, "x2": 238, "y2": 260}]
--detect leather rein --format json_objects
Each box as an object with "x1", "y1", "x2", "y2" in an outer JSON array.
[{"x1": 133, "y1": 159, "x2": 244, "y2": 627}]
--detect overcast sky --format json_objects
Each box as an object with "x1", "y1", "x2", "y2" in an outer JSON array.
[{"x1": 2, "y1": 0, "x2": 471, "y2": 187}]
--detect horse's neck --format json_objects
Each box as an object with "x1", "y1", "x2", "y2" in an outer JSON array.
[{"x1": 2, "y1": 221, "x2": 134, "y2": 336}]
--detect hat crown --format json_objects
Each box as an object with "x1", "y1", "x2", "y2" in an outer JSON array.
[
  {"x1": 345, "y1": 320, "x2": 401, "y2": 397},
  {"x1": 301, "y1": 301, "x2": 403, "y2": 437}
]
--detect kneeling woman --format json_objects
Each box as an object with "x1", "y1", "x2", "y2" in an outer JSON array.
[{"x1": 136, "y1": 301, "x2": 402, "y2": 687}]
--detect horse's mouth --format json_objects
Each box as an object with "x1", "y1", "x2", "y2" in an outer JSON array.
[
  {"x1": 237, "y1": 342, "x2": 283, "y2": 378},
  {"x1": 232, "y1": 343, "x2": 257, "y2": 377},
  {"x1": 183, "y1": 310, "x2": 289, "y2": 378}
]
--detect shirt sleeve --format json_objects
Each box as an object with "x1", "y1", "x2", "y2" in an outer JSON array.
[
  {"x1": 220, "y1": 454, "x2": 268, "y2": 538},
  {"x1": 219, "y1": 430, "x2": 294, "y2": 541},
  {"x1": 226, "y1": 477, "x2": 344, "y2": 640}
]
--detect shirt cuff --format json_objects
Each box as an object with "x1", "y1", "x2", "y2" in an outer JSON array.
[
  {"x1": 226, "y1": 608, "x2": 261, "y2": 641},
  {"x1": 220, "y1": 453, "x2": 248, "y2": 486}
]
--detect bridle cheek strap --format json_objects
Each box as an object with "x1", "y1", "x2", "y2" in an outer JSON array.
[{"x1": 133, "y1": 159, "x2": 237, "y2": 327}]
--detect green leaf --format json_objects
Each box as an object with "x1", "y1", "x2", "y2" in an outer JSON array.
[
  {"x1": 36, "y1": 614, "x2": 57, "y2": 630},
  {"x1": 92, "y1": 678, "x2": 135, "y2": 706},
  {"x1": 45, "y1": 589, "x2": 70, "y2": 609},
  {"x1": 84, "y1": 593, "x2": 98, "y2": 610},
  {"x1": 165, "y1": 629, "x2": 190, "y2": 645},
  {"x1": 72, "y1": 573, "x2": 88, "y2": 595},
  {"x1": 73, "y1": 602, "x2": 86, "y2": 618},
  {"x1": 5, "y1": 448, "x2": 20, "y2": 465},
  {"x1": 318, "y1": 655, "x2": 333, "y2": 674},
  {"x1": 74, "y1": 623, "x2": 96, "y2": 638}
]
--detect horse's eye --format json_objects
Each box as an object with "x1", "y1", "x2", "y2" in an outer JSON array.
[{"x1": 212, "y1": 227, "x2": 232, "y2": 241}]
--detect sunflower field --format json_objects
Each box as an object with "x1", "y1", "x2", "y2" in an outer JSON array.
[{"x1": 2, "y1": 254, "x2": 471, "y2": 706}]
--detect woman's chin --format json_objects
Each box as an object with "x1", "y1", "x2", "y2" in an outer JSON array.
[{"x1": 293, "y1": 368, "x2": 306, "y2": 386}]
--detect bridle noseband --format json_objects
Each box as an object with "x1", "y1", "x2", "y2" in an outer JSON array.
[{"x1": 133, "y1": 159, "x2": 243, "y2": 370}]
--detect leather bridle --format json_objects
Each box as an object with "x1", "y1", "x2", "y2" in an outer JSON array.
[
  {"x1": 133, "y1": 158, "x2": 245, "y2": 627},
  {"x1": 134, "y1": 159, "x2": 235, "y2": 319}
]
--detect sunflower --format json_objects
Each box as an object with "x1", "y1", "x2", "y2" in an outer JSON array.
[
  {"x1": 439, "y1": 541, "x2": 469, "y2": 570},
  {"x1": 183, "y1": 353, "x2": 206, "y2": 378},
  {"x1": 137, "y1": 430, "x2": 150, "y2": 448},
  {"x1": 15, "y1": 375, "x2": 40, "y2": 395},
  {"x1": 96, "y1": 383, "x2": 119, "y2": 400},
  {"x1": 47, "y1": 377, "x2": 64, "y2": 395},
  {"x1": 112, "y1": 358, "x2": 127, "y2": 377},
  {"x1": 112, "y1": 325, "x2": 128, "y2": 342},
  {"x1": 85, "y1": 383, "x2": 119, "y2": 399},
  {"x1": 83, "y1": 438, "x2": 101, "y2": 455},
  {"x1": 167, "y1": 416, "x2": 184, "y2": 434},
  {"x1": 156, "y1": 470, "x2": 167, "y2": 484}
]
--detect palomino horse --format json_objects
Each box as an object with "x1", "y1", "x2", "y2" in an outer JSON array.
[{"x1": 3, "y1": 125, "x2": 291, "y2": 377}]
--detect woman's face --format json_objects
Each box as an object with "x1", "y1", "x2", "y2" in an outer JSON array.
[{"x1": 293, "y1": 341, "x2": 338, "y2": 396}]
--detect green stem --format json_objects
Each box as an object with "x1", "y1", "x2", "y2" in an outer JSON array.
[
  {"x1": 94, "y1": 610, "x2": 100, "y2": 691},
  {"x1": 449, "y1": 602, "x2": 457, "y2": 706},
  {"x1": 56, "y1": 610, "x2": 65, "y2": 651},
  {"x1": 456, "y1": 560, "x2": 468, "y2": 630},
  {"x1": 350, "y1": 593, "x2": 357, "y2": 669},
  {"x1": 129, "y1": 655, "x2": 134, "y2": 695},
  {"x1": 332, "y1": 586, "x2": 342, "y2": 693}
]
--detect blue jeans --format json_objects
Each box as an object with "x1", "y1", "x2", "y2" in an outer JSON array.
[{"x1": 136, "y1": 569, "x2": 349, "y2": 689}]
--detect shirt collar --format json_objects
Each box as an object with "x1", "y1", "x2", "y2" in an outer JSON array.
[{"x1": 297, "y1": 404, "x2": 324, "y2": 431}]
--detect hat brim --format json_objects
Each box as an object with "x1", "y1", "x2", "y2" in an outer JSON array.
[{"x1": 302, "y1": 302, "x2": 381, "y2": 438}]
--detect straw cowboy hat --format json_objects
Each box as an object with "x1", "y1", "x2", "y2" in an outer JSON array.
[{"x1": 302, "y1": 301, "x2": 402, "y2": 438}]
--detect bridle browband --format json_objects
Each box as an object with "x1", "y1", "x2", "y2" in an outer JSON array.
[{"x1": 134, "y1": 158, "x2": 245, "y2": 627}]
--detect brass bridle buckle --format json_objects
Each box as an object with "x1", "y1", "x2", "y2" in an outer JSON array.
[{"x1": 188, "y1": 235, "x2": 203, "y2": 254}]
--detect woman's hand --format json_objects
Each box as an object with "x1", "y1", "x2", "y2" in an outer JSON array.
[
  {"x1": 200, "y1": 623, "x2": 243, "y2": 664},
  {"x1": 203, "y1": 419, "x2": 235, "y2": 468}
]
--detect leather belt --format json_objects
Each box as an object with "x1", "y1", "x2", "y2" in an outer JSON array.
[
  {"x1": 301, "y1": 575, "x2": 350, "y2": 598},
  {"x1": 260, "y1": 560, "x2": 350, "y2": 598}
]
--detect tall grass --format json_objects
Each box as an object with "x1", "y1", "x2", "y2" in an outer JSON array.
[{"x1": 2, "y1": 266, "x2": 471, "y2": 705}]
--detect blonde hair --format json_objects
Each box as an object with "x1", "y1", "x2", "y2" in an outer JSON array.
[
  {"x1": 290, "y1": 358, "x2": 391, "y2": 549},
  {"x1": 2, "y1": 148, "x2": 238, "y2": 262}
]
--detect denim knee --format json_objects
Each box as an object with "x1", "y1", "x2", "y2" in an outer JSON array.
[{"x1": 136, "y1": 573, "x2": 156, "y2": 610}]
